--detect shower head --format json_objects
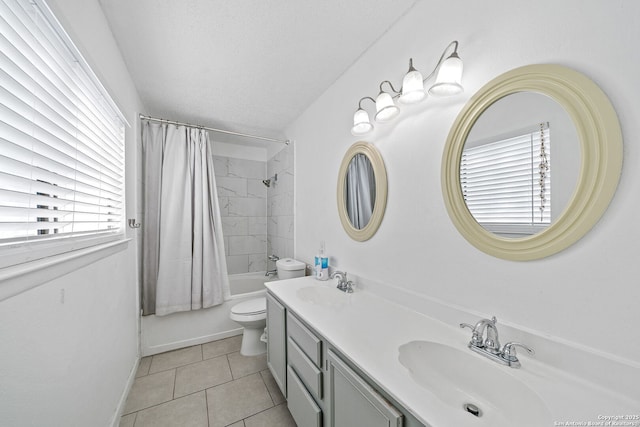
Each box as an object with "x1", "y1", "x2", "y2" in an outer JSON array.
[{"x1": 262, "y1": 173, "x2": 277, "y2": 188}]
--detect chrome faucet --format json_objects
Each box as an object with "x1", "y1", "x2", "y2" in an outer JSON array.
[
  {"x1": 460, "y1": 316, "x2": 534, "y2": 368},
  {"x1": 330, "y1": 270, "x2": 354, "y2": 293},
  {"x1": 265, "y1": 254, "x2": 279, "y2": 277},
  {"x1": 473, "y1": 317, "x2": 501, "y2": 354}
]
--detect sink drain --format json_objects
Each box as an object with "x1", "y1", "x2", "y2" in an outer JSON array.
[{"x1": 463, "y1": 403, "x2": 482, "y2": 417}]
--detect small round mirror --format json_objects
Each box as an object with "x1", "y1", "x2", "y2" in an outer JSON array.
[{"x1": 337, "y1": 142, "x2": 387, "y2": 241}]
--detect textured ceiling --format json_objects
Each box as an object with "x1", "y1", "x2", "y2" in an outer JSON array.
[{"x1": 99, "y1": 0, "x2": 417, "y2": 144}]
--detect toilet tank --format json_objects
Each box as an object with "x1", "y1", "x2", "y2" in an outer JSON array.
[{"x1": 276, "y1": 258, "x2": 306, "y2": 279}]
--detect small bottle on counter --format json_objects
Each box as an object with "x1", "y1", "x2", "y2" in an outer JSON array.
[{"x1": 314, "y1": 241, "x2": 329, "y2": 281}]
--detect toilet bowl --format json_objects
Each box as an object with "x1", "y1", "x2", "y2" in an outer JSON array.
[
  {"x1": 230, "y1": 258, "x2": 306, "y2": 356},
  {"x1": 230, "y1": 297, "x2": 267, "y2": 356}
]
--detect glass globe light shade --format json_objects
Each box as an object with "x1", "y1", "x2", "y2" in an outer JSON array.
[
  {"x1": 351, "y1": 108, "x2": 373, "y2": 136},
  {"x1": 374, "y1": 91, "x2": 400, "y2": 122},
  {"x1": 400, "y1": 60, "x2": 426, "y2": 104},
  {"x1": 429, "y1": 52, "x2": 464, "y2": 96}
]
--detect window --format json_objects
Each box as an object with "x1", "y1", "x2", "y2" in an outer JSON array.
[
  {"x1": 461, "y1": 123, "x2": 550, "y2": 237},
  {"x1": 0, "y1": 0, "x2": 125, "y2": 267}
]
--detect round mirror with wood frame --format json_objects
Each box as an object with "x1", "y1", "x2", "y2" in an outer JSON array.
[
  {"x1": 442, "y1": 64, "x2": 622, "y2": 260},
  {"x1": 337, "y1": 141, "x2": 388, "y2": 241}
]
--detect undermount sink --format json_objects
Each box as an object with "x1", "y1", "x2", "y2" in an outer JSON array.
[
  {"x1": 398, "y1": 341, "x2": 551, "y2": 426},
  {"x1": 296, "y1": 285, "x2": 348, "y2": 308}
]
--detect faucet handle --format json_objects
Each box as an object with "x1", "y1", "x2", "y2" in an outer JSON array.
[
  {"x1": 501, "y1": 342, "x2": 535, "y2": 363},
  {"x1": 459, "y1": 323, "x2": 483, "y2": 347},
  {"x1": 344, "y1": 280, "x2": 354, "y2": 293}
]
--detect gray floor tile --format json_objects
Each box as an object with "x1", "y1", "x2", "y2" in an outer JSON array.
[
  {"x1": 119, "y1": 413, "x2": 136, "y2": 427},
  {"x1": 207, "y1": 373, "x2": 274, "y2": 427},
  {"x1": 228, "y1": 422, "x2": 245, "y2": 427},
  {"x1": 260, "y1": 369, "x2": 285, "y2": 405},
  {"x1": 244, "y1": 404, "x2": 296, "y2": 427},
  {"x1": 202, "y1": 335, "x2": 242, "y2": 359},
  {"x1": 228, "y1": 351, "x2": 267, "y2": 379},
  {"x1": 123, "y1": 370, "x2": 175, "y2": 414},
  {"x1": 133, "y1": 391, "x2": 208, "y2": 427},
  {"x1": 136, "y1": 356, "x2": 152, "y2": 378},
  {"x1": 174, "y1": 355, "x2": 233, "y2": 398},
  {"x1": 149, "y1": 345, "x2": 202, "y2": 373}
]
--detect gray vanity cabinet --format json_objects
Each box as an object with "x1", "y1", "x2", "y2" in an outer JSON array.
[
  {"x1": 266, "y1": 293, "x2": 286, "y2": 396},
  {"x1": 266, "y1": 289, "x2": 419, "y2": 427},
  {"x1": 326, "y1": 349, "x2": 403, "y2": 427}
]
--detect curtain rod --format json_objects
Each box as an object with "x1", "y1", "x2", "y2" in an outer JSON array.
[{"x1": 139, "y1": 114, "x2": 290, "y2": 145}]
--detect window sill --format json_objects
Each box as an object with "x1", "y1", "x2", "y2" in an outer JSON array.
[{"x1": 0, "y1": 238, "x2": 131, "y2": 302}]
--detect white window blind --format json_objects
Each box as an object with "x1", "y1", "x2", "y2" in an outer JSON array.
[
  {"x1": 0, "y1": 0, "x2": 125, "y2": 251},
  {"x1": 461, "y1": 123, "x2": 550, "y2": 236}
]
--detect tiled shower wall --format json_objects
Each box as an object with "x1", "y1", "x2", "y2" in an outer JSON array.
[
  {"x1": 267, "y1": 143, "x2": 294, "y2": 267},
  {"x1": 214, "y1": 156, "x2": 267, "y2": 274}
]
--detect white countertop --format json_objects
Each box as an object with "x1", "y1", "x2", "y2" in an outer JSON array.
[{"x1": 266, "y1": 276, "x2": 638, "y2": 427}]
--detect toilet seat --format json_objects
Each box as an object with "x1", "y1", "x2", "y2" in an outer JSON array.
[
  {"x1": 231, "y1": 297, "x2": 266, "y2": 315},
  {"x1": 230, "y1": 297, "x2": 266, "y2": 323}
]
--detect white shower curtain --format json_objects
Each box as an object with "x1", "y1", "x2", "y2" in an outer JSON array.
[{"x1": 141, "y1": 121, "x2": 230, "y2": 316}]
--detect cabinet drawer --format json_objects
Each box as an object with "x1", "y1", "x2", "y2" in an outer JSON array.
[
  {"x1": 287, "y1": 365, "x2": 322, "y2": 427},
  {"x1": 287, "y1": 337, "x2": 322, "y2": 399},
  {"x1": 287, "y1": 312, "x2": 322, "y2": 366}
]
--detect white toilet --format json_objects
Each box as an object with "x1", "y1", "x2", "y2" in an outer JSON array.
[{"x1": 230, "y1": 258, "x2": 306, "y2": 356}]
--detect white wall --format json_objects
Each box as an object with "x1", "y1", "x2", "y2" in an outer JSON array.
[
  {"x1": 289, "y1": 0, "x2": 640, "y2": 366},
  {"x1": 0, "y1": 1, "x2": 144, "y2": 426}
]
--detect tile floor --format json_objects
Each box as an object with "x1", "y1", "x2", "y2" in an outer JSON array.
[{"x1": 120, "y1": 335, "x2": 296, "y2": 427}]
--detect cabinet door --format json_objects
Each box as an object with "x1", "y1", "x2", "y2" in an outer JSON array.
[
  {"x1": 266, "y1": 292, "x2": 286, "y2": 396},
  {"x1": 327, "y1": 350, "x2": 403, "y2": 427}
]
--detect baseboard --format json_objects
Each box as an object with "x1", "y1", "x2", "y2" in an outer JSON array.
[
  {"x1": 108, "y1": 356, "x2": 139, "y2": 427},
  {"x1": 142, "y1": 328, "x2": 243, "y2": 357}
]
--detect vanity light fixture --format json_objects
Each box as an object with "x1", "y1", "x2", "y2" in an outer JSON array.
[{"x1": 350, "y1": 40, "x2": 464, "y2": 136}]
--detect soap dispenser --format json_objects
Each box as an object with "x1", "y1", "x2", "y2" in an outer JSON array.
[{"x1": 314, "y1": 241, "x2": 329, "y2": 281}]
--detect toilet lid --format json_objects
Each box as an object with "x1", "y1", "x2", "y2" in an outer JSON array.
[{"x1": 231, "y1": 297, "x2": 266, "y2": 315}]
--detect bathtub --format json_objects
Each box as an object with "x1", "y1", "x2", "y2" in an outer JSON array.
[
  {"x1": 142, "y1": 271, "x2": 277, "y2": 356},
  {"x1": 229, "y1": 271, "x2": 276, "y2": 298}
]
